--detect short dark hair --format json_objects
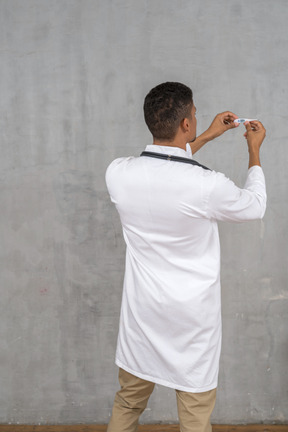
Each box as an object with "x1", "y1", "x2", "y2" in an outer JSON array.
[{"x1": 143, "y1": 82, "x2": 193, "y2": 140}]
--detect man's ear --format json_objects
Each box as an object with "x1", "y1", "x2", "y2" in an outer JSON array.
[
  {"x1": 180, "y1": 118, "x2": 190, "y2": 132},
  {"x1": 181, "y1": 118, "x2": 190, "y2": 132}
]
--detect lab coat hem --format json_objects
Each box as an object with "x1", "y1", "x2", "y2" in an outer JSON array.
[{"x1": 115, "y1": 358, "x2": 218, "y2": 393}]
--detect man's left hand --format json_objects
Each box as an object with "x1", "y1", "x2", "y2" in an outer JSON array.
[
  {"x1": 206, "y1": 111, "x2": 239, "y2": 140},
  {"x1": 189, "y1": 111, "x2": 239, "y2": 155}
]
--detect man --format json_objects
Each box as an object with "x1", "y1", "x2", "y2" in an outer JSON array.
[{"x1": 105, "y1": 82, "x2": 266, "y2": 432}]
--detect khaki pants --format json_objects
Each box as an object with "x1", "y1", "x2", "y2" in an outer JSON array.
[{"x1": 107, "y1": 368, "x2": 217, "y2": 432}]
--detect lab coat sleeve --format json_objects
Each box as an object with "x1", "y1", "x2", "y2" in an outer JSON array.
[
  {"x1": 206, "y1": 166, "x2": 267, "y2": 222},
  {"x1": 105, "y1": 157, "x2": 126, "y2": 204}
]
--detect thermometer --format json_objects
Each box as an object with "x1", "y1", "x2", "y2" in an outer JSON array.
[{"x1": 234, "y1": 118, "x2": 258, "y2": 124}]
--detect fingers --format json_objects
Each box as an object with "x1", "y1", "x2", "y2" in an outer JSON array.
[
  {"x1": 222, "y1": 111, "x2": 238, "y2": 122},
  {"x1": 244, "y1": 121, "x2": 252, "y2": 131},
  {"x1": 245, "y1": 120, "x2": 266, "y2": 134},
  {"x1": 221, "y1": 112, "x2": 239, "y2": 128},
  {"x1": 250, "y1": 120, "x2": 265, "y2": 132}
]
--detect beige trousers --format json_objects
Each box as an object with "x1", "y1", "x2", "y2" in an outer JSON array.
[{"x1": 107, "y1": 368, "x2": 217, "y2": 432}]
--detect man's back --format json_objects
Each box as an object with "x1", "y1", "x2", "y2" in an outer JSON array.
[{"x1": 106, "y1": 146, "x2": 221, "y2": 285}]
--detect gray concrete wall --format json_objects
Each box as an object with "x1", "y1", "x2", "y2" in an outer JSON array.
[{"x1": 0, "y1": 0, "x2": 287, "y2": 425}]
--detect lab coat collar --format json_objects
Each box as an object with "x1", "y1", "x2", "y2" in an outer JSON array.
[{"x1": 145, "y1": 143, "x2": 193, "y2": 159}]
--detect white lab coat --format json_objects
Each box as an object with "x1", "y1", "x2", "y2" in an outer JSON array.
[{"x1": 105, "y1": 144, "x2": 266, "y2": 392}]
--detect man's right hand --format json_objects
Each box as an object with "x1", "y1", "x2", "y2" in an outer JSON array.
[
  {"x1": 244, "y1": 121, "x2": 266, "y2": 168},
  {"x1": 244, "y1": 120, "x2": 266, "y2": 149}
]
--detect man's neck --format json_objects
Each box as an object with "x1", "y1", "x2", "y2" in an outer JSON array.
[{"x1": 152, "y1": 138, "x2": 187, "y2": 151}]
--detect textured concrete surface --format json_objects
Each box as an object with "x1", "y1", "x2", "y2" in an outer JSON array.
[{"x1": 0, "y1": 0, "x2": 287, "y2": 425}]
